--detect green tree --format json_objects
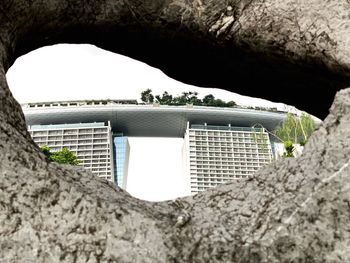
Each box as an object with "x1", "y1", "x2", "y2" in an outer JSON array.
[
  {"x1": 202, "y1": 94, "x2": 215, "y2": 106},
  {"x1": 226, "y1": 101, "x2": 236, "y2": 107},
  {"x1": 172, "y1": 91, "x2": 192, "y2": 105},
  {"x1": 170, "y1": 91, "x2": 201, "y2": 105},
  {"x1": 202, "y1": 94, "x2": 236, "y2": 107},
  {"x1": 155, "y1": 91, "x2": 173, "y2": 105},
  {"x1": 274, "y1": 113, "x2": 316, "y2": 157},
  {"x1": 275, "y1": 113, "x2": 299, "y2": 143},
  {"x1": 283, "y1": 140, "x2": 295, "y2": 157},
  {"x1": 212, "y1": 98, "x2": 226, "y2": 107},
  {"x1": 299, "y1": 113, "x2": 316, "y2": 145},
  {"x1": 187, "y1": 91, "x2": 202, "y2": 105},
  {"x1": 145, "y1": 90, "x2": 237, "y2": 108},
  {"x1": 141, "y1": 89, "x2": 154, "y2": 104},
  {"x1": 275, "y1": 113, "x2": 316, "y2": 144},
  {"x1": 40, "y1": 145, "x2": 51, "y2": 158},
  {"x1": 40, "y1": 146, "x2": 80, "y2": 165},
  {"x1": 171, "y1": 94, "x2": 187, "y2": 105}
]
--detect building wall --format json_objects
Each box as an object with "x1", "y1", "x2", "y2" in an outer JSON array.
[
  {"x1": 184, "y1": 124, "x2": 273, "y2": 194},
  {"x1": 122, "y1": 141, "x2": 130, "y2": 190},
  {"x1": 28, "y1": 122, "x2": 114, "y2": 182},
  {"x1": 182, "y1": 131, "x2": 192, "y2": 196},
  {"x1": 113, "y1": 135, "x2": 130, "y2": 189}
]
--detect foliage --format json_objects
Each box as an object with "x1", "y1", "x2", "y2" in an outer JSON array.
[
  {"x1": 274, "y1": 113, "x2": 316, "y2": 157},
  {"x1": 299, "y1": 113, "x2": 316, "y2": 144},
  {"x1": 141, "y1": 89, "x2": 237, "y2": 108},
  {"x1": 155, "y1": 91, "x2": 173, "y2": 105},
  {"x1": 275, "y1": 113, "x2": 298, "y2": 143},
  {"x1": 226, "y1": 101, "x2": 237, "y2": 107},
  {"x1": 171, "y1": 91, "x2": 202, "y2": 106},
  {"x1": 201, "y1": 94, "x2": 234, "y2": 107},
  {"x1": 202, "y1": 94, "x2": 215, "y2": 105},
  {"x1": 40, "y1": 145, "x2": 51, "y2": 158},
  {"x1": 299, "y1": 140, "x2": 306, "y2": 147},
  {"x1": 141, "y1": 89, "x2": 154, "y2": 104},
  {"x1": 274, "y1": 113, "x2": 316, "y2": 144},
  {"x1": 40, "y1": 146, "x2": 80, "y2": 165},
  {"x1": 185, "y1": 91, "x2": 202, "y2": 105},
  {"x1": 283, "y1": 140, "x2": 294, "y2": 157}
]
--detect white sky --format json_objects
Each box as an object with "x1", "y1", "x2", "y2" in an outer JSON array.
[{"x1": 6, "y1": 44, "x2": 293, "y2": 201}]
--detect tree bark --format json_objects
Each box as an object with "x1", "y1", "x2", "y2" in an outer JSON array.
[{"x1": 1, "y1": 1, "x2": 350, "y2": 262}]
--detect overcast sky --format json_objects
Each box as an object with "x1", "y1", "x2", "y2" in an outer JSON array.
[{"x1": 6, "y1": 44, "x2": 292, "y2": 201}]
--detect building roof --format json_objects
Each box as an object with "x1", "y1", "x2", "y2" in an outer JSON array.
[{"x1": 22, "y1": 102, "x2": 287, "y2": 137}]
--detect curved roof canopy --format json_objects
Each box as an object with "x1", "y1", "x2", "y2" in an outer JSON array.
[{"x1": 22, "y1": 101, "x2": 287, "y2": 137}]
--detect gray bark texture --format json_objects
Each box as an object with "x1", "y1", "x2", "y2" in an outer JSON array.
[
  {"x1": 2, "y1": 0, "x2": 350, "y2": 117},
  {"x1": 1, "y1": 0, "x2": 350, "y2": 262}
]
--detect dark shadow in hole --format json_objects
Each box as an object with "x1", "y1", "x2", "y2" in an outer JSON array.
[{"x1": 11, "y1": 24, "x2": 350, "y2": 120}]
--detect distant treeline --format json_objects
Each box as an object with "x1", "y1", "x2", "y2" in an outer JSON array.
[
  {"x1": 140, "y1": 89, "x2": 281, "y2": 112},
  {"x1": 140, "y1": 89, "x2": 236, "y2": 107}
]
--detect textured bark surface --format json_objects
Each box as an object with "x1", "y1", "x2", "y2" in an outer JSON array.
[
  {"x1": 1, "y1": 1, "x2": 350, "y2": 262},
  {"x1": 2, "y1": 0, "x2": 350, "y2": 117}
]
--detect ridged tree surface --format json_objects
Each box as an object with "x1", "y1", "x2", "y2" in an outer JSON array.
[{"x1": 1, "y1": 1, "x2": 350, "y2": 262}]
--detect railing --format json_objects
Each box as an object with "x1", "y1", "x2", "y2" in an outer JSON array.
[{"x1": 190, "y1": 125, "x2": 265, "y2": 132}]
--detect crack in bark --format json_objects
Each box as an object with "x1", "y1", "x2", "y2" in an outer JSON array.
[{"x1": 281, "y1": 158, "x2": 350, "y2": 229}]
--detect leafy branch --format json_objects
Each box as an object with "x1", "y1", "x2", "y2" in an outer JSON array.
[{"x1": 40, "y1": 145, "x2": 80, "y2": 165}]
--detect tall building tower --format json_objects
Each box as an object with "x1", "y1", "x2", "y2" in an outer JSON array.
[
  {"x1": 183, "y1": 122, "x2": 273, "y2": 194},
  {"x1": 113, "y1": 133, "x2": 130, "y2": 189},
  {"x1": 28, "y1": 122, "x2": 115, "y2": 182}
]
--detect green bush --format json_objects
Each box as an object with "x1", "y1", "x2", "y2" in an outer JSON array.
[
  {"x1": 40, "y1": 146, "x2": 80, "y2": 165},
  {"x1": 283, "y1": 140, "x2": 294, "y2": 158}
]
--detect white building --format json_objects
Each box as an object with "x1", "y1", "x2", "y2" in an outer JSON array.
[
  {"x1": 183, "y1": 123, "x2": 273, "y2": 194},
  {"x1": 23, "y1": 99, "x2": 291, "y2": 191},
  {"x1": 28, "y1": 122, "x2": 115, "y2": 182}
]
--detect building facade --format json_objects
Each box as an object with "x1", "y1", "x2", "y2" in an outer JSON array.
[
  {"x1": 183, "y1": 123, "x2": 273, "y2": 194},
  {"x1": 28, "y1": 122, "x2": 115, "y2": 182},
  {"x1": 23, "y1": 99, "x2": 295, "y2": 193},
  {"x1": 113, "y1": 133, "x2": 130, "y2": 189}
]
